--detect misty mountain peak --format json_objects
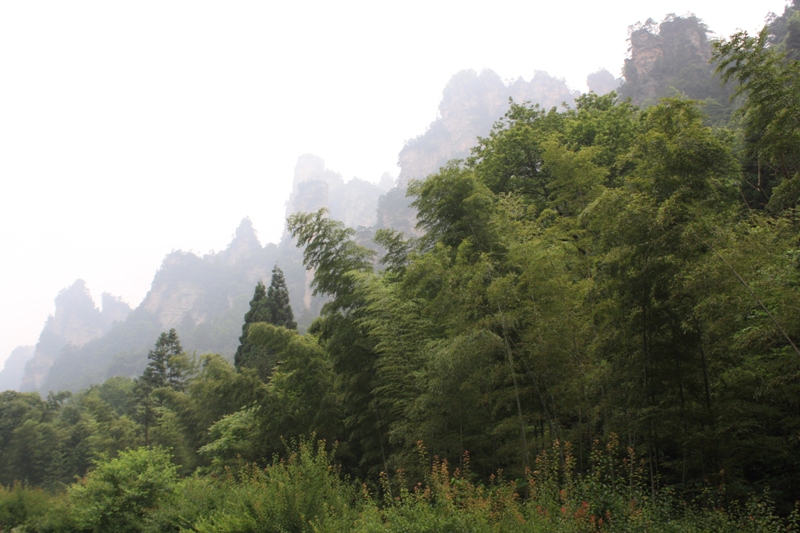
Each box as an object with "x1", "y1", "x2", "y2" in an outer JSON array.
[
  {"x1": 234, "y1": 217, "x2": 258, "y2": 243},
  {"x1": 0, "y1": 345, "x2": 34, "y2": 391},
  {"x1": 222, "y1": 218, "x2": 263, "y2": 265},
  {"x1": 378, "y1": 172, "x2": 395, "y2": 192},
  {"x1": 397, "y1": 68, "x2": 578, "y2": 188},
  {"x1": 20, "y1": 280, "x2": 116, "y2": 391},
  {"x1": 292, "y1": 154, "x2": 344, "y2": 190},
  {"x1": 54, "y1": 279, "x2": 95, "y2": 317}
]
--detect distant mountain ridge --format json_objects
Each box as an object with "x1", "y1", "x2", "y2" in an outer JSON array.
[{"x1": 38, "y1": 220, "x2": 277, "y2": 392}]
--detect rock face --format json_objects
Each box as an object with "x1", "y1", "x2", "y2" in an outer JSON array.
[
  {"x1": 285, "y1": 154, "x2": 393, "y2": 230},
  {"x1": 140, "y1": 219, "x2": 274, "y2": 332},
  {"x1": 0, "y1": 346, "x2": 34, "y2": 392},
  {"x1": 397, "y1": 69, "x2": 579, "y2": 189},
  {"x1": 20, "y1": 280, "x2": 131, "y2": 391},
  {"x1": 619, "y1": 15, "x2": 719, "y2": 106},
  {"x1": 280, "y1": 155, "x2": 395, "y2": 323}
]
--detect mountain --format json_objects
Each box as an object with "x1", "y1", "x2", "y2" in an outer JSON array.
[
  {"x1": 0, "y1": 346, "x2": 34, "y2": 391},
  {"x1": 39, "y1": 219, "x2": 278, "y2": 392},
  {"x1": 587, "y1": 69, "x2": 621, "y2": 95},
  {"x1": 20, "y1": 280, "x2": 130, "y2": 391},
  {"x1": 397, "y1": 69, "x2": 579, "y2": 188}
]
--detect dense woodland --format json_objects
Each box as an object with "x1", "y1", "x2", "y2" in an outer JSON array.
[{"x1": 4, "y1": 9, "x2": 800, "y2": 532}]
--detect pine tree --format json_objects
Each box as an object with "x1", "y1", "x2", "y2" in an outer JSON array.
[
  {"x1": 265, "y1": 266, "x2": 297, "y2": 330},
  {"x1": 234, "y1": 281, "x2": 268, "y2": 371},
  {"x1": 234, "y1": 266, "x2": 296, "y2": 378},
  {"x1": 134, "y1": 329, "x2": 186, "y2": 445}
]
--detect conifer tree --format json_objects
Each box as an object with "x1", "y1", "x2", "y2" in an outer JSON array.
[
  {"x1": 234, "y1": 280, "x2": 268, "y2": 371},
  {"x1": 265, "y1": 266, "x2": 297, "y2": 330},
  {"x1": 234, "y1": 266, "x2": 296, "y2": 378},
  {"x1": 134, "y1": 329, "x2": 186, "y2": 446}
]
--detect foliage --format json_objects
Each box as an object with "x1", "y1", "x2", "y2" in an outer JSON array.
[
  {"x1": 235, "y1": 265, "x2": 298, "y2": 379},
  {"x1": 133, "y1": 329, "x2": 192, "y2": 447},
  {"x1": 68, "y1": 446, "x2": 178, "y2": 533},
  {"x1": 713, "y1": 27, "x2": 800, "y2": 211}
]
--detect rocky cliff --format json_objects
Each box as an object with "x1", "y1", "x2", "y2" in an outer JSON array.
[
  {"x1": 396, "y1": 69, "x2": 579, "y2": 189},
  {"x1": 587, "y1": 69, "x2": 621, "y2": 96},
  {"x1": 20, "y1": 280, "x2": 131, "y2": 391},
  {"x1": 618, "y1": 14, "x2": 730, "y2": 113},
  {"x1": 39, "y1": 219, "x2": 282, "y2": 392},
  {"x1": 285, "y1": 154, "x2": 394, "y2": 230}
]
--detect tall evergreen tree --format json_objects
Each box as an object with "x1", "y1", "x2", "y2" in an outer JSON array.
[
  {"x1": 265, "y1": 266, "x2": 297, "y2": 330},
  {"x1": 235, "y1": 266, "x2": 296, "y2": 379},
  {"x1": 234, "y1": 280, "x2": 268, "y2": 371},
  {"x1": 134, "y1": 329, "x2": 187, "y2": 446}
]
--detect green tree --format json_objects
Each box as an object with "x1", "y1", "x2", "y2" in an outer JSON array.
[
  {"x1": 68, "y1": 447, "x2": 178, "y2": 533},
  {"x1": 235, "y1": 266, "x2": 297, "y2": 380},
  {"x1": 265, "y1": 266, "x2": 297, "y2": 330},
  {"x1": 287, "y1": 209, "x2": 389, "y2": 476},
  {"x1": 134, "y1": 329, "x2": 189, "y2": 446},
  {"x1": 234, "y1": 280, "x2": 269, "y2": 373},
  {"x1": 713, "y1": 28, "x2": 800, "y2": 211}
]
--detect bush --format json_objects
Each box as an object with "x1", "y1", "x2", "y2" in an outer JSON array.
[
  {"x1": 0, "y1": 483, "x2": 54, "y2": 531},
  {"x1": 156, "y1": 438, "x2": 363, "y2": 533},
  {"x1": 68, "y1": 446, "x2": 178, "y2": 533}
]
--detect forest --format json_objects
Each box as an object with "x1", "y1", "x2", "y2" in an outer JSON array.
[{"x1": 3, "y1": 10, "x2": 800, "y2": 533}]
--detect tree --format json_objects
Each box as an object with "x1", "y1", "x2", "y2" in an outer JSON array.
[
  {"x1": 204, "y1": 324, "x2": 342, "y2": 467},
  {"x1": 234, "y1": 280, "x2": 268, "y2": 372},
  {"x1": 265, "y1": 266, "x2": 297, "y2": 330},
  {"x1": 713, "y1": 28, "x2": 800, "y2": 211},
  {"x1": 68, "y1": 447, "x2": 177, "y2": 533},
  {"x1": 234, "y1": 266, "x2": 297, "y2": 379},
  {"x1": 134, "y1": 329, "x2": 188, "y2": 446},
  {"x1": 286, "y1": 209, "x2": 388, "y2": 476},
  {"x1": 136, "y1": 329, "x2": 186, "y2": 393}
]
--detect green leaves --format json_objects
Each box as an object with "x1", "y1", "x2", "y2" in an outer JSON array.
[
  {"x1": 68, "y1": 447, "x2": 178, "y2": 533},
  {"x1": 714, "y1": 28, "x2": 800, "y2": 210},
  {"x1": 287, "y1": 208, "x2": 375, "y2": 307},
  {"x1": 409, "y1": 162, "x2": 496, "y2": 254},
  {"x1": 235, "y1": 266, "x2": 297, "y2": 378}
]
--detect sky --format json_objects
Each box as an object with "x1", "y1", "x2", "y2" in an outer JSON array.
[{"x1": 0, "y1": 0, "x2": 789, "y2": 367}]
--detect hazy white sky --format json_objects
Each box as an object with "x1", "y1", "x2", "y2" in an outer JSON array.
[{"x1": 0, "y1": 0, "x2": 788, "y2": 367}]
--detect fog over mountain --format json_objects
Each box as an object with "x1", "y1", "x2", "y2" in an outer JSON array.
[{"x1": 5, "y1": 5, "x2": 800, "y2": 526}]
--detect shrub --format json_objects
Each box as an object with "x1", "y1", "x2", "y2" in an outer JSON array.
[{"x1": 68, "y1": 446, "x2": 178, "y2": 533}]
